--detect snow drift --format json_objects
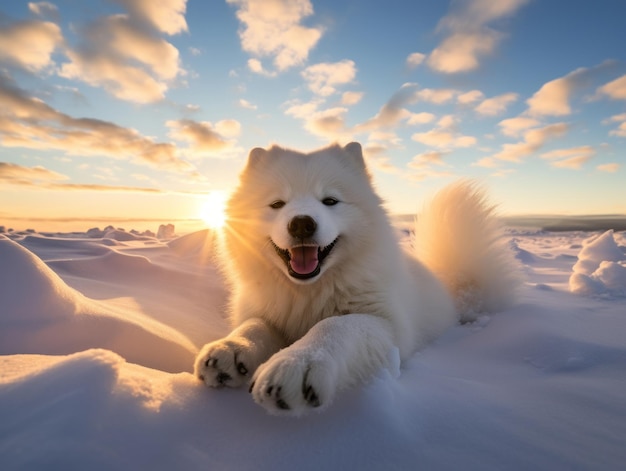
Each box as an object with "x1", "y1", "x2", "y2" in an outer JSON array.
[{"x1": 1, "y1": 226, "x2": 626, "y2": 470}]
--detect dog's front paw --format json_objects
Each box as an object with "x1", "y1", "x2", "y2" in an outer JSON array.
[
  {"x1": 194, "y1": 337, "x2": 258, "y2": 389},
  {"x1": 250, "y1": 348, "x2": 338, "y2": 416}
]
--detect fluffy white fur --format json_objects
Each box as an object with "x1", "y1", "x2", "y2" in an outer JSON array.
[{"x1": 194, "y1": 142, "x2": 519, "y2": 416}]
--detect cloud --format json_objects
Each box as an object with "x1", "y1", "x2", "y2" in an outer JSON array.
[
  {"x1": 412, "y1": 129, "x2": 476, "y2": 149},
  {"x1": 411, "y1": 112, "x2": 476, "y2": 149},
  {"x1": 597, "y1": 163, "x2": 620, "y2": 173},
  {"x1": 362, "y1": 145, "x2": 401, "y2": 174},
  {"x1": 416, "y1": 88, "x2": 458, "y2": 104},
  {"x1": 166, "y1": 119, "x2": 240, "y2": 155},
  {"x1": 227, "y1": 0, "x2": 323, "y2": 72},
  {"x1": 0, "y1": 20, "x2": 62, "y2": 71},
  {"x1": 408, "y1": 150, "x2": 450, "y2": 168},
  {"x1": 302, "y1": 107, "x2": 351, "y2": 141},
  {"x1": 498, "y1": 116, "x2": 541, "y2": 137},
  {"x1": 597, "y1": 74, "x2": 626, "y2": 100},
  {"x1": 112, "y1": 0, "x2": 188, "y2": 35},
  {"x1": 489, "y1": 122, "x2": 569, "y2": 162},
  {"x1": 527, "y1": 62, "x2": 618, "y2": 117},
  {"x1": 301, "y1": 60, "x2": 356, "y2": 96},
  {"x1": 0, "y1": 76, "x2": 199, "y2": 176},
  {"x1": 407, "y1": 112, "x2": 436, "y2": 125},
  {"x1": 238, "y1": 98, "x2": 257, "y2": 110},
  {"x1": 58, "y1": 6, "x2": 185, "y2": 103},
  {"x1": 457, "y1": 90, "x2": 484, "y2": 105},
  {"x1": 549, "y1": 155, "x2": 592, "y2": 170},
  {"x1": 28, "y1": 2, "x2": 59, "y2": 21},
  {"x1": 406, "y1": 52, "x2": 426, "y2": 69},
  {"x1": 603, "y1": 113, "x2": 626, "y2": 137},
  {"x1": 340, "y1": 91, "x2": 363, "y2": 106},
  {"x1": 427, "y1": 0, "x2": 530, "y2": 73},
  {"x1": 214, "y1": 119, "x2": 242, "y2": 138},
  {"x1": 284, "y1": 98, "x2": 322, "y2": 120},
  {"x1": 354, "y1": 84, "x2": 460, "y2": 135},
  {"x1": 355, "y1": 83, "x2": 419, "y2": 132},
  {"x1": 475, "y1": 92, "x2": 518, "y2": 116},
  {"x1": 0, "y1": 161, "x2": 165, "y2": 193},
  {"x1": 541, "y1": 145, "x2": 595, "y2": 169},
  {"x1": 609, "y1": 122, "x2": 626, "y2": 137},
  {"x1": 246, "y1": 58, "x2": 276, "y2": 77},
  {"x1": 0, "y1": 162, "x2": 67, "y2": 185}
]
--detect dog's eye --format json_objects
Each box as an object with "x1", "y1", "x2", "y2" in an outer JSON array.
[
  {"x1": 322, "y1": 197, "x2": 339, "y2": 206},
  {"x1": 269, "y1": 200, "x2": 286, "y2": 209}
]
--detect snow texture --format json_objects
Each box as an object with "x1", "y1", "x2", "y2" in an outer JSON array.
[
  {"x1": 1, "y1": 226, "x2": 626, "y2": 470},
  {"x1": 569, "y1": 230, "x2": 626, "y2": 296}
]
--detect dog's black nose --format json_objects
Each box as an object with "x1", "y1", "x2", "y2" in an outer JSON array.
[{"x1": 288, "y1": 215, "x2": 317, "y2": 239}]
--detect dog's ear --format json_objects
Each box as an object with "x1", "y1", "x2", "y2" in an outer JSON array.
[
  {"x1": 245, "y1": 147, "x2": 269, "y2": 169},
  {"x1": 343, "y1": 142, "x2": 366, "y2": 170}
]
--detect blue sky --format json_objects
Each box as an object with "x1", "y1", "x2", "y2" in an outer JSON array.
[{"x1": 1, "y1": 0, "x2": 625, "y2": 230}]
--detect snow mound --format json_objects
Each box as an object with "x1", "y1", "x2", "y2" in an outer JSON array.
[
  {"x1": 167, "y1": 229, "x2": 217, "y2": 263},
  {"x1": 0, "y1": 236, "x2": 196, "y2": 371},
  {"x1": 0, "y1": 235, "x2": 82, "y2": 321},
  {"x1": 569, "y1": 230, "x2": 626, "y2": 296}
]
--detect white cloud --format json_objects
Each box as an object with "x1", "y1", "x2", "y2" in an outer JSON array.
[
  {"x1": 227, "y1": 0, "x2": 323, "y2": 72},
  {"x1": 609, "y1": 121, "x2": 626, "y2": 137},
  {"x1": 437, "y1": 114, "x2": 457, "y2": 129},
  {"x1": 0, "y1": 20, "x2": 62, "y2": 71},
  {"x1": 0, "y1": 76, "x2": 199, "y2": 176},
  {"x1": 457, "y1": 90, "x2": 484, "y2": 105},
  {"x1": 58, "y1": 12, "x2": 184, "y2": 103},
  {"x1": 416, "y1": 88, "x2": 458, "y2": 104},
  {"x1": 301, "y1": 60, "x2": 356, "y2": 96},
  {"x1": 475, "y1": 92, "x2": 518, "y2": 116},
  {"x1": 498, "y1": 116, "x2": 540, "y2": 137},
  {"x1": 112, "y1": 0, "x2": 188, "y2": 35},
  {"x1": 541, "y1": 145, "x2": 595, "y2": 169},
  {"x1": 407, "y1": 112, "x2": 436, "y2": 125},
  {"x1": 426, "y1": 0, "x2": 530, "y2": 74},
  {"x1": 603, "y1": 112, "x2": 626, "y2": 137},
  {"x1": 597, "y1": 74, "x2": 626, "y2": 100},
  {"x1": 340, "y1": 91, "x2": 363, "y2": 106},
  {"x1": 355, "y1": 83, "x2": 419, "y2": 132},
  {"x1": 303, "y1": 107, "x2": 351, "y2": 141},
  {"x1": 406, "y1": 52, "x2": 426, "y2": 69},
  {"x1": 238, "y1": 98, "x2": 257, "y2": 110},
  {"x1": 527, "y1": 62, "x2": 617, "y2": 117},
  {"x1": 0, "y1": 162, "x2": 67, "y2": 185},
  {"x1": 550, "y1": 155, "x2": 592, "y2": 170},
  {"x1": 409, "y1": 151, "x2": 450, "y2": 168},
  {"x1": 215, "y1": 119, "x2": 242, "y2": 138},
  {"x1": 284, "y1": 98, "x2": 322, "y2": 119},
  {"x1": 490, "y1": 122, "x2": 569, "y2": 162},
  {"x1": 412, "y1": 129, "x2": 476, "y2": 149},
  {"x1": 166, "y1": 119, "x2": 239, "y2": 155},
  {"x1": 246, "y1": 58, "x2": 276, "y2": 77},
  {"x1": 597, "y1": 163, "x2": 620, "y2": 173},
  {"x1": 28, "y1": 2, "x2": 59, "y2": 21}
]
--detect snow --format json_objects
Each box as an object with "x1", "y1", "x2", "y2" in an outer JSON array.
[
  {"x1": 569, "y1": 230, "x2": 626, "y2": 296},
  {"x1": 1, "y1": 225, "x2": 626, "y2": 470}
]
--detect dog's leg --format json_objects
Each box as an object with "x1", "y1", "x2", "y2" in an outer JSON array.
[
  {"x1": 250, "y1": 313, "x2": 394, "y2": 416},
  {"x1": 194, "y1": 317, "x2": 286, "y2": 388}
]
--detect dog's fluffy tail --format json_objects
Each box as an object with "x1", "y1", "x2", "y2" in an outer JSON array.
[{"x1": 414, "y1": 180, "x2": 521, "y2": 322}]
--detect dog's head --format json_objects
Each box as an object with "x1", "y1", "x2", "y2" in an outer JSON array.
[{"x1": 224, "y1": 142, "x2": 382, "y2": 285}]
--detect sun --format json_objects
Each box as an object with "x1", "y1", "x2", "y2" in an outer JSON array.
[{"x1": 200, "y1": 192, "x2": 227, "y2": 229}]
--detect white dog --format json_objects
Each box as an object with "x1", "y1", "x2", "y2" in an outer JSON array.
[{"x1": 194, "y1": 142, "x2": 519, "y2": 416}]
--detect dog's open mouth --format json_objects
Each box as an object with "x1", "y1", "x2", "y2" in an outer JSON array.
[{"x1": 271, "y1": 239, "x2": 338, "y2": 280}]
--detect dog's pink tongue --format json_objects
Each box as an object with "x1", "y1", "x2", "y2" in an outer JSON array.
[{"x1": 290, "y1": 246, "x2": 319, "y2": 274}]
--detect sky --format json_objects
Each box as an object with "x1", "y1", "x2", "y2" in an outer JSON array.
[{"x1": 1, "y1": 0, "x2": 625, "y2": 231}]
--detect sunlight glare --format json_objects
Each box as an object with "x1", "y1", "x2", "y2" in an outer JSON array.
[{"x1": 200, "y1": 192, "x2": 227, "y2": 229}]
